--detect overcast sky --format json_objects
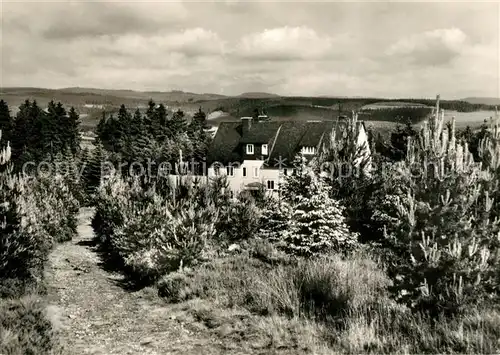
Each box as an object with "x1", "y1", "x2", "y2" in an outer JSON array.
[{"x1": 1, "y1": 1, "x2": 499, "y2": 99}]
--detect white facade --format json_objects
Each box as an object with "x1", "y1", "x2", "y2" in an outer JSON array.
[
  {"x1": 205, "y1": 120, "x2": 371, "y2": 195},
  {"x1": 207, "y1": 159, "x2": 283, "y2": 195}
]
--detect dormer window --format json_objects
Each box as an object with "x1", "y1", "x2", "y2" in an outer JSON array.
[
  {"x1": 301, "y1": 146, "x2": 316, "y2": 155},
  {"x1": 262, "y1": 144, "x2": 268, "y2": 155},
  {"x1": 246, "y1": 144, "x2": 254, "y2": 154}
]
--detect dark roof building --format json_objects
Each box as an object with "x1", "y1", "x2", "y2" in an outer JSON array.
[{"x1": 207, "y1": 118, "x2": 363, "y2": 168}]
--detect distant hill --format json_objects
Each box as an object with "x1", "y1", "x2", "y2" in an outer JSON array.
[
  {"x1": 59, "y1": 87, "x2": 228, "y2": 102},
  {"x1": 1, "y1": 87, "x2": 496, "y2": 131},
  {"x1": 462, "y1": 97, "x2": 500, "y2": 106},
  {"x1": 361, "y1": 101, "x2": 432, "y2": 110},
  {"x1": 237, "y1": 92, "x2": 281, "y2": 99}
]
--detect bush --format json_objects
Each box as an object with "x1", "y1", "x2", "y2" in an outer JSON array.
[
  {"x1": 0, "y1": 295, "x2": 62, "y2": 355},
  {"x1": 0, "y1": 175, "x2": 52, "y2": 282},
  {"x1": 216, "y1": 194, "x2": 262, "y2": 243},
  {"x1": 0, "y1": 133, "x2": 77, "y2": 354},
  {"x1": 93, "y1": 175, "x2": 219, "y2": 284},
  {"x1": 28, "y1": 174, "x2": 79, "y2": 243},
  {"x1": 157, "y1": 271, "x2": 195, "y2": 303}
]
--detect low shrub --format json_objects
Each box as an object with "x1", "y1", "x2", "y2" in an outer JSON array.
[
  {"x1": 28, "y1": 174, "x2": 79, "y2": 243},
  {"x1": 93, "y1": 176, "x2": 219, "y2": 284},
  {"x1": 0, "y1": 295, "x2": 62, "y2": 355},
  {"x1": 215, "y1": 194, "x2": 262, "y2": 243},
  {"x1": 0, "y1": 176, "x2": 52, "y2": 282},
  {"x1": 157, "y1": 271, "x2": 195, "y2": 303}
]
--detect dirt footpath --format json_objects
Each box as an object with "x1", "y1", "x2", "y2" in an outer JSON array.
[{"x1": 45, "y1": 208, "x2": 223, "y2": 355}]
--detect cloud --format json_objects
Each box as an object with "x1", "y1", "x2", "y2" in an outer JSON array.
[
  {"x1": 386, "y1": 28, "x2": 468, "y2": 66},
  {"x1": 236, "y1": 26, "x2": 345, "y2": 61},
  {"x1": 1, "y1": 2, "x2": 497, "y2": 99},
  {"x1": 3, "y1": 1, "x2": 188, "y2": 39},
  {"x1": 89, "y1": 28, "x2": 225, "y2": 59}
]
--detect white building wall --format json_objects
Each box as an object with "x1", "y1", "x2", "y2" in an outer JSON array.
[{"x1": 207, "y1": 159, "x2": 284, "y2": 195}]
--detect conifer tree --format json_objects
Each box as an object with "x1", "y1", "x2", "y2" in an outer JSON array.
[
  {"x1": 0, "y1": 100, "x2": 13, "y2": 144},
  {"x1": 190, "y1": 107, "x2": 208, "y2": 132},
  {"x1": 12, "y1": 100, "x2": 32, "y2": 163},
  {"x1": 188, "y1": 108, "x2": 210, "y2": 164},
  {"x1": 373, "y1": 97, "x2": 500, "y2": 314},
  {"x1": 131, "y1": 108, "x2": 144, "y2": 138},
  {"x1": 278, "y1": 161, "x2": 357, "y2": 256},
  {"x1": 144, "y1": 99, "x2": 157, "y2": 136},
  {"x1": 280, "y1": 155, "x2": 313, "y2": 203},
  {"x1": 317, "y1": 112, "x2": 377, "y2": 241},
  {"x1": 150, "y1": 103, "x2": 167, "y2": 141},
  {"x1": 170, "y1": 109, "x2": 187, "y2": 137},
  {"x1": 67, "y1": 107, "x2": 81, "y2": 154},
  {"x1": 83, "y1": 144, "x2": 107, "y2": 199},
  {"x1": 96, "y1": 112, "x2": 107, "y2": 144}
]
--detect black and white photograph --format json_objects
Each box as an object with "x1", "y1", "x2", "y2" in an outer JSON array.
[{"x1": 1, "y1": 1, "x2": 499, "y2": 354}]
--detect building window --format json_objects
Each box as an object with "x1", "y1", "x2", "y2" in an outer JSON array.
[
  {"x1": 213, "y1": 165, "x2": 220, "y2": 176},
  {"x1": 243, "y1": 167, "x2": 247, "y2": 177},
  {"x1": 262, "y1": 144, "x2": 268, "y2": 155},
  {"x1": 246, "y1": 144, "x2": 254, "y2": 154},
  {"x1": 253, "y1": 167, "x2": 259, "y2": 177},
  {"x1": 267, "y1": 180, "x2": 275, "y2": 190},
  {"x1": 283, "y1": 168, "x2": 288, "y2": 176},
  {"x1": 301, "y1": 146, "x2": 316, "y2": 155},
  {"x1": 226, "y1": 166, "x2": 234, "y2": 176}
]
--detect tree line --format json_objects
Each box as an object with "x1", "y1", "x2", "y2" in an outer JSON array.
[
  {"x1": 95, "y1": 100, "x2": 211, "y2": 177},
  {"x1": 0, "y1": 99, "x2": 81, "y2": 171}
]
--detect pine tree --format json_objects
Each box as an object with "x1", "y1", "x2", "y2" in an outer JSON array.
[
  {"x1": 278, "y1": 163, "x2": 357, "y2": 256},
  {"x1": 131, "y1": 108, "x2": 144, "y2": 138},
  {"x1": 12, "y1": 100, "x2": 33, "y2": 163},
  {"x1": 67, "y1": 107, "x2": 81, "y2": 154},
  {"x1": 29, "y1": 100, "x2": 49, "y2": 161},
  {"x1": 0, "y1": 100, "x2": 13, "y2": 144},
  {"x1": 280, "y1": 155, "x2": 313, "y2": 204},
  {"x1": 373, "y1": 97, "x2": 500, "y2": 314},
  {"x1": 317, "y1": 112, "x2": 377, "y2": 242},
  {"x1": 170, "y1": 109, "x2": 187, "y2": 138},
  {"x1": 144, "y1": 100, "x2": 157, "y2": 136},
  {"x1": 150, "y1": 103, "x2": 167, "y2": 141},
  {"x1": 389, "y1": 120, "x2": 418, "y2": 161},
  {"x1": 83, "y1": 144, "x2": 106, "y2": 199},
  {"x1": 96, "y1": 112, "x2": 107, "y2": 144},
  {"x1": 190, "y1": 108, "x2": 208, "y2": 132}
]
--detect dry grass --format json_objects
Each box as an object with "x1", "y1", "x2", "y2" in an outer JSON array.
[
  {"x1": 0, "y1": 294, "x2": 63, "y2": 355},
  {"x1": 158, "y1": 246, "x2": 500, "y2": 354}
]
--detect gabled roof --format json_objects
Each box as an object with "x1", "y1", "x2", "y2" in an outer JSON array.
[
  {"x1": 267, "y1": 121, "x2": 335, "y2": 167},
  {"x1": 206, "y1": 122, "x2": 242, "y2": 165},
  {"x1": 240, "y1": 121, "x2": 281, "y2": 144},
  {"x1": 207, "y1": 119, "x2": 364, "y2": 167}
]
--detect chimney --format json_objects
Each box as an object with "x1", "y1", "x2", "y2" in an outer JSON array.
[{"x1": 241, "y1": 116, "x2": 253, "y2": 130}]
